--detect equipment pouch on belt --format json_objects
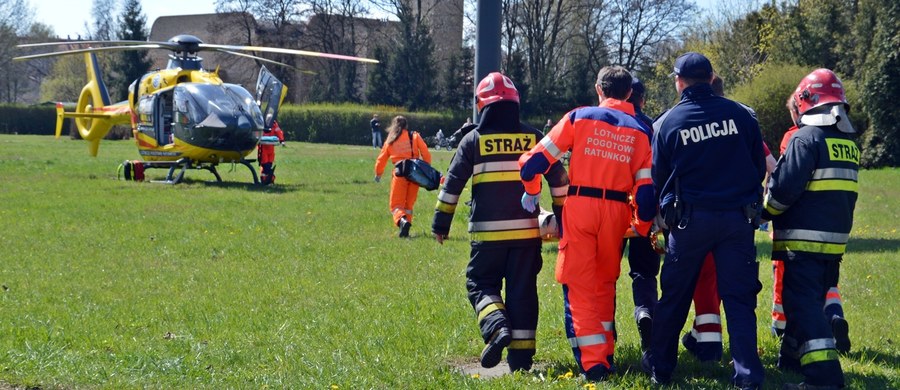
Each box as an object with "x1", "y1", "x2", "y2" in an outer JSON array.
[{"x1": 742, "y1": 201, "x2": 763, "y2": 229}]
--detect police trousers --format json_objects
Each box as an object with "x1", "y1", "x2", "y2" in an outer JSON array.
[
  {"x1": 644, "y1": 209, "x2": 764, "y2": 387},
  {"x1": 467, "y1": 245, "x2": 542, "y2": 367},
  {"x1": 623, "y1": 236, "x2": 660, "y2": 321}
]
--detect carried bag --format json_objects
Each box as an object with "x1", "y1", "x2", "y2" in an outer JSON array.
[{"x1": 393, "y1": 131, "x2": 442, "y2": 190}]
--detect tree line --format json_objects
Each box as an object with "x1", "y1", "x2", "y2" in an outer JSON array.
[{"x1": 1, "y1": 0, "x2": 897, "y2": 167}]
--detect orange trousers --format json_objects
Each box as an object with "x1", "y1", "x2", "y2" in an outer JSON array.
[
  {"x1": 558, "y1": 197, "x2": 630, "y2": 372},
  {"x1": 389, "y1": 174, "x2": 420, "y2": 225}
]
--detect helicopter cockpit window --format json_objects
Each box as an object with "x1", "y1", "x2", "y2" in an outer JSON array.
[{"x1": 173, "y1": 83, "x2": 265, "y2": 130}]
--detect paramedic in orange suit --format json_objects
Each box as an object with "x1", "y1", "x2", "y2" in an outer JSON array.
[
  {"x1": 374, "y1": 115, "x2": 432, "y2": 237},
  {"x1": 258, "y1": 120, "x2": 285, "y2": 185},
  {"x1": 519, "y1": 66, "x2": 655, "y2": 381}
]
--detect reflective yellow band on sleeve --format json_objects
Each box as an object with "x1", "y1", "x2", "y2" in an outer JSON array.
[
  {"x1": 508, "y1": 340, "x2": 536, "y2": 350},
  {"x1": 477, "y1": 303, "x2": 506, "y2": 323},
  {"x1": 800, "y1": 349, "x2": 839, "y2": 366},
  {"x1": 773, "y1": 240, "x2": 846, "y2": 255},
  {"x1": 806, "y1": 179, "x2": 859, "y2": 192},
  {"x1": 435, "y1": 201, "x2": 456, "y2": 214},
  {"x1": 471, "y1": 228, "x2": 541, "y2": 242},
  {"x1": 472, "y1": 171, "x2": 522, "y2": 184}
]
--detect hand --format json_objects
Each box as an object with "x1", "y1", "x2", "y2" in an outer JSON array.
[
  {"x1": 434, "y1": 233, "x2": 447, "y2": 245},
  {"x1": 280, "y1": 142, "x2": 286, "y2": 147},
  {"x1": 374, "y1": 175, "x2": 381, "y2": 183},
  {"x1": 521, "y1": 192, "x2": 540, "y2": 213}
]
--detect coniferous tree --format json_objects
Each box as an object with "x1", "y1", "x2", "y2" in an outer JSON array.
[
  {"x1": 859, "y1": 0, "x2": 900, "y2": 167},
  {"x1": 112, "y1": 0, "x2": 152, "y2": 102},
  {"x1": 366, "y1": 46, "x2": 394, "y2": 105}
]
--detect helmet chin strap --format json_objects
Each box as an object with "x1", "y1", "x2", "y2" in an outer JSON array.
[{"x1": 800, "y1": 104, "x2": 855, "y2": 134}]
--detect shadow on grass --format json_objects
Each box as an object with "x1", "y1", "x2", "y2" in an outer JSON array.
[{"x1": 847, "y1": 347, "x2": 900, "y2": 369}]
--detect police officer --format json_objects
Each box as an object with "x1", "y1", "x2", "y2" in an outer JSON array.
[
  {"x1": 432, "y1": 72, "x2": 568, "y2": 372},
  {"x1": 641, "y1": 52, "x2": 766, "y2": 389},
  {"x1": 520, "y1": 66, "x2": 654, "y2": 381},
  {"x1": 622, "y1": 77, "x2": 660, "y2": 351},
  {"x1": 764, "y1": 69, "x2": 858, "y2": 390}
]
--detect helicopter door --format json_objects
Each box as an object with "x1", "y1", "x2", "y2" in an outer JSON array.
[{"x1": 255, "y1": 65, "x2": 287, "y2": 130}]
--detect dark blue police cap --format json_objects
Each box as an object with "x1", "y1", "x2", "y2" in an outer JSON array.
[
  {"x1": 670, "y1": 52, "x2": 713, "y2": 79},
  {"x1": 629, "y1": 77, "x2": 645, "y2": 103}
]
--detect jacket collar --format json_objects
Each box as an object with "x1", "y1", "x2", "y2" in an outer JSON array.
[{"x1": 600, "y1": 98, "x2": 635, "y2": 115}]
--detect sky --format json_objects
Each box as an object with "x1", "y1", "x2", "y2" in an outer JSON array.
[
  {"x1": 32, "y1": 0, "x2": 218, "y2": 39},
  {"x1": 33, "y1": 0, "x2": 723, "y2": 40}
]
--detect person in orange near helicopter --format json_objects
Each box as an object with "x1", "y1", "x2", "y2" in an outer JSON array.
[
  {"x1": 258, "y1": 120, "x2": 285, "y2": 185},
  {"x1": 374, "y1": 116, "x2": 432, "y2": 237}
]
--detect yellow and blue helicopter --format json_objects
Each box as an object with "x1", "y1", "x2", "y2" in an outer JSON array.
[{"x1": 15, "y1": 34, "x2": 377, "y2": 184}]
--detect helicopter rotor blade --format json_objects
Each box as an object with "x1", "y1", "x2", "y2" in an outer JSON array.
[
  {"x1": 17, "y1": 40, "x2": 159, "y2": 48},
  {"x1": 214, "y1": 49, "x2": 317, "y2": 75},
  {"x1": 199, "y1": 43, "x2": 379, "y2": 64},
  {"x1": 13, "y1": 44, "x2": 169, "y2": 61}
]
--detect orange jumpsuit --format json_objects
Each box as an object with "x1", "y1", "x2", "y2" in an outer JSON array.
[
  {"x1": 374, "y1": 130, "x2": 432, "y2": 226},
  {"x1": 258, "y1": 121, "x2": 285, "y2": 184},
  {"x1": 520, "y1": 99, "x2": 653, "y2": 373}
]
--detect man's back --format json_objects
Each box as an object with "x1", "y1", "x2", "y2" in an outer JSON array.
[{"x1": 653, "y1": 84, "x2": 765, "y2": 210}]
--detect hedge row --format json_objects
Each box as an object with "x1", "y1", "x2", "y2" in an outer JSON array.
[
  {"x1": 0, "y1": 103, "x2": 468, "y2": 145},
  {"x1": 0, "y1": 104, "x2": 59, "y2": 135}
]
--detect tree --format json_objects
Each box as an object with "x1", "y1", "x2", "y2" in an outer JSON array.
[
  {"x1": 365, "y1": 45, "x2": 394, "y2": 105},
  {"x1": 373, "y1": 0, "x2": 438, "y2": 110},
  {"x1": 606, "y1": 0, "x2": 698, "y2": 71},
  {"x1": 87, "y1": 0, "x2": 118, "y2": 40},
  {"x1": 0, "y1": 0, "x2": 35, "y2": 103},
  {"x1": 441, "y1": 46, "x2": 474, "y2": 111},
  {"x1": 111, "y1": 0, "x2": 152, "y2": 102},
  {"x1": 858, "y1": 0, "x2": 900, "y2": 167},
  {"x1": 302, "y1": 0, "x2": 369, "y2": 103}
]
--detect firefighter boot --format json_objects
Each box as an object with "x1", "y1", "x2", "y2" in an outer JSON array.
[
  {"x1": 637, "y1": 311, "x2": 653, "y2": 352},
  {"x1": 480, "y1": 327, "x2": 511, "y2": 368},
  {"x1": 831, "y1": 316, "x2": 850, "y2": 354}
]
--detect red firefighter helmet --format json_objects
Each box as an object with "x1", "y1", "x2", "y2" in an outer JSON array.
[
  {"x1": 476, "y1": 72, "x2": 519, "y2": 111},
  {"x1": 793, "y1": 68, "x2": 848, "y2": 115}
]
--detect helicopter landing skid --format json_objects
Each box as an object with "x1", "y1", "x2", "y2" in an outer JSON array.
[{"x1": 118, "y1": 158, "x2": 260, "y2": 185}]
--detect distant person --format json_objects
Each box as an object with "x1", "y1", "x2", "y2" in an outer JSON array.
[
  {"x1": 374, "y1": 116, "x2": 432, "y2": 237},
  {"x1": 432, "y1": 72, "x2": 568, "y2": 373},
  {"x1": 542, "y1": 119, "x2": 552, "y2": 135},
  {"x1": 520, "y1": 66, "x2": 654, "y2": 382},
  {"x1": 258, "y1": 120, "x2": 285, "y2": 185},
  {"x1": 370, "y1": 114, "x2": 383, "y2": 149}
]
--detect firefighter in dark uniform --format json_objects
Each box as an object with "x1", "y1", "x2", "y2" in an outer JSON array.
[
  {"x1": 623, "y1": 77, "x2": 660, "y2": 351},
  {"x1": 432, "y1": 72, "x2": 568, "y2": 372},
  {"x1": 642, "y1": 52, "x2": 766, "y2": 389},
  {"x1": 764, "y1": 68, "x2": 858, "y2": 390}
]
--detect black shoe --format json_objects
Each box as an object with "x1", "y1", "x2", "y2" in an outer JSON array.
[
  {"x1": 584, "y1": 364, "x2": 610, "y2": 382},
  {"x1": 681, "y1": 331, "x2": 722, "y2": 362},
  {"x1": 398, "y1": 218, "x2": 411, "y2": 238},
  {"x1": 831, "y1": 317, "x2": 851, "y2": 354},
  {"x1": 782, "y1": 383, "x2": 842, "y2": 390},
  {"x1": 637, "y1": 314, "x2": 653, "y2": 352},
  {"x1": 508, "y1": 360, "x2": 532, "y2": 373},
  {"x1": 641, "y1": 353, "x2": 670, "y2": 385},
  {"x1": 480, "y1": 328, "x2": 511, "y2": 368}
]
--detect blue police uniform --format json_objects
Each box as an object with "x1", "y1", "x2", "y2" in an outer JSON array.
[{"x1": 642, "y1": 80, "x2": 766, "y2": 388}]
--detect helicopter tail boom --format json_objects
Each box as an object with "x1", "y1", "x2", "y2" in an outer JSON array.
[{"x1": 58, "y1": 53, "x2": 131, "y2": 156}]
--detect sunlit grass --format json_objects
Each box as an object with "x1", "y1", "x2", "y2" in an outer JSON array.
[{"x1": 0, "y1": 135, "x2": 897, "y2": 388}]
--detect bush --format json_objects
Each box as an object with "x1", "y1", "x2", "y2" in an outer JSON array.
[
  {"x1": 277, "y1": 103, "x2": 468, "y2": 145},
  {"x1": 731, "y1": 63, "x2": 867, "y2": 158},
  {"x1": 0, "y1": 104, "x2": 59, "y2": 135}
]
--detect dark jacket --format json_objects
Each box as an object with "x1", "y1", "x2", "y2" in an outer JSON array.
[
  {"x1": 652, "y1": 83, "x2": 766, "y2": 210},
  {"x1": 763, "y1": 123, "x2": 859, "y2": 260},
  {"x1": 432, "y1": 102, "x2": 569, "y2": 248}
]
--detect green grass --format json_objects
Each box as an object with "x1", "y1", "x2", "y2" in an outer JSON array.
[{"x1": 0, "y1": 134, "x2": 897, "y2": 389}]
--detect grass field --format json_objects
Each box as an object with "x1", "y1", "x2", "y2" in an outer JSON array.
[{"x1": 0, "y1": 134, "x2": 897, "y2": 389}]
